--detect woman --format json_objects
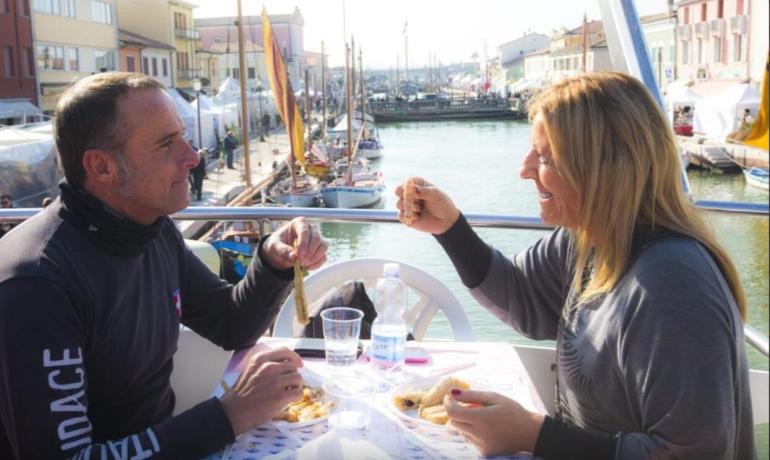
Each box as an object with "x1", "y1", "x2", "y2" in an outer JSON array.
[{"x1": 396, "y1": 73, "x2": 754, "y2": 459}]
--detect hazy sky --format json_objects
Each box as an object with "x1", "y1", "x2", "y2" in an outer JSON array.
[{"x1": 194, "y1": 0, "x2": 670, "y2": 69}]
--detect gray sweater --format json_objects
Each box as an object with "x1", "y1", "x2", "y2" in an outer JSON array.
[{"x1": 439, "y1": 218, "x2": 755, "y2": 459}]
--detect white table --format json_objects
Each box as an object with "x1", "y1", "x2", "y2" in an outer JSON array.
[{"x1": 206, "y1": 338, "x2": 546, "y2": 460}]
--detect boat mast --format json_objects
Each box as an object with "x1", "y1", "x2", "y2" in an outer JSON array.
[
  {"x1": 404, "y1": 20, "x2": 409, "y2": 82},
  {"x1": 236, "y1": 0, "x2": 251, "y2": 187},
  {"x1": 286, "y1": 62, "x2": 296, "y2": 193},
  {"x1": 359, "y1": 48, "x2": 365, "y2": 129},
  {"x1": 321, "y1": 40, "x2": 327, "y2": 140},
  {"x1": 582, "y1": 13, "x2": 588, "y2": 72},
  {"x1": 305, "y1": 68, "x2": 311, "y2": 147},
  {"x1": 345, "y1": 42, "x2": 354, "y2": 186}
]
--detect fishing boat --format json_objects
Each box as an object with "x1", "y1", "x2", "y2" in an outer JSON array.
[
  {"x1": 744, "y1": 167, "x2": 770, "y2": 190},
  {"x1": 269, "y1": 173, "x2": 321, "y2": 207},
  {"x1": 319, "y1": 171, "x2": 384, "y2": 208}
]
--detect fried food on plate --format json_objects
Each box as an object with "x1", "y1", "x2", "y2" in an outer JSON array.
[
  {"x1": 273, "y1": 386, "x2": 333, "y2": 423},
  {"x1": 419, "y1": 375, "x2": 470, "y2": 410},
  {"x1": 393, "y1": 389, "x2": 427, "y2": 411}
]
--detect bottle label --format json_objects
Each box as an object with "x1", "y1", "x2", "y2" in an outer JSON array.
[{"x1": 371, "y1": 333, "x2": 405, "y2": 365}]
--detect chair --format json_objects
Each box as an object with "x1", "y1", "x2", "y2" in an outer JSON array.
[{"x1": 274, "y1": 258, "x2": 475, "y2": 342}]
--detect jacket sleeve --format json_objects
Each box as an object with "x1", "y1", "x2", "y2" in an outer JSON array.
[
  {"x1": 0, "y1": 278, "x2": 233, "y2": 459},
  {"x1": 179, "y1": 235, "x2": 294, "y2": 350},
  {"x1": 436, "y1": 215, "x2": 571, "y2": 340}
]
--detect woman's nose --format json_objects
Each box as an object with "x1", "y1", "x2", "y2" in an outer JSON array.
[{"x1": 519, "y1": 150, "x2": 537, "y2": 180}]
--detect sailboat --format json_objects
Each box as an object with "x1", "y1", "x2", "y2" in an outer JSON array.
[
  {"x1": 320, "y1": 42, "x2": 384, "y2": 209},
  {"x1": 262, "y1": 9, "x2": 320, "y2": 207}
]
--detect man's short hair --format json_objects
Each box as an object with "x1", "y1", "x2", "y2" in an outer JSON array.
[{"x1": 55, "y1": 72, "x2": 164, "y2": 188}]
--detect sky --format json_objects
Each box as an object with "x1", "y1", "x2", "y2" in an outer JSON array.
[{"x1": 194, "y1": 0, "x2": 670, "y2": 69}]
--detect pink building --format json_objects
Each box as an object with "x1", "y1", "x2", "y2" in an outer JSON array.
[
  {"x1": 676, "y1": 0, "x2": 751, "y2": 82},
  {"x1": 195, "y1": 8, "x2": 304, "y2": 87}
]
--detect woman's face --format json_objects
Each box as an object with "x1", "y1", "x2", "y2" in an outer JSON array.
[{"x1": 519, "y1": 115, "x2": 580, "y2": 228}]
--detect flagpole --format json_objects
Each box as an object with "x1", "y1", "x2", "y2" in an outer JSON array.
[
  {"x1": 321, "y1": 40, "x2": 327, "y2": 140},
  {"x1": 404, "y1": 20, "x2": 409, "y2": 82},
  {"x1": 345, "y1": 42, "x2": 353, "y2": 186},
  {"x1": 236, "y1": 0, "x2": 251, "y2": 188}
]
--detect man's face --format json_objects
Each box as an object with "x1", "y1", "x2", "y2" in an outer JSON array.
[
  {"x1": 0, "y1": 198, "x2": 11, "y2": 208},
  {"x1": 109, "y1": 89, "x2": 198, "y2": 224}
]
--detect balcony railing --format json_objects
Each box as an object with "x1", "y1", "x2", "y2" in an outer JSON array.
[
  {"x1": 174, "y1": 28, "x2": 199, "y2": 40},
  {"x1": 709, "y1": 18, "x2": 726, "y2": 37},
  {"x1": 694, "y1": 22, "x2": 708, "y2": 38},
  {"x1": 677, "y1": 24, "x2": 692, "y2": 41},
  {"x1": 730, "y1": 15, "x2": 747, "y2": 34},
  {"x1": 177, "y1": 69, "x2": 201, "y2": 80}
]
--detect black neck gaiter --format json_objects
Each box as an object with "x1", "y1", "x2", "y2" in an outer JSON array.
[{"x1": 58, "y1": 181, "x2": 166, "y2": 257}]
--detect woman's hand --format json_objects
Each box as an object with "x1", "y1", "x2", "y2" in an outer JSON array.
[
  {"x1": 263, "y1": 217, "x2": 328, "y2": 270},
  {"x1": 443, "y1": 389, "x2": 545, "y2": 456},
  {"x1": 395, "y1": 177, "x2": 460, "y2": 235},
  {"x1": 220, "y1": 347, "x2": 305, "y2": 436}
]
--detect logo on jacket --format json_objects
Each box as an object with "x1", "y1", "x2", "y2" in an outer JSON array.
[{"x1": 171, "y1": 288, "x2": 182, "y2": 317}]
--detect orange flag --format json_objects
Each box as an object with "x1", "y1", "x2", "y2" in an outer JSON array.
[{"x1": 262, "y1": 8, "x2": 305, "y2": 165}]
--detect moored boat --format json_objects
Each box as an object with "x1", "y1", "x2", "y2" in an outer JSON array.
[{"x1": 744, "y1": 167, "x2": 769, "y2": 190}]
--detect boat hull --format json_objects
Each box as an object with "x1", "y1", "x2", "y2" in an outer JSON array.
[
  {"x1": 744, "y1": 168, "x2": 770, "y2": 190},
  {"x1": 358, "y1": 147, "x2": 382, "y2": 160},
  {"x1": 275, "y1": 192, "x2": 319, "y2": 207},
  {"x1": 320, "y1": 185, "x2": 383, "y2": 208}
]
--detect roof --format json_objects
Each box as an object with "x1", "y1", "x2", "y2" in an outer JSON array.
[
  {"x1": 207, "y1": 41, "x2": 264, "y2": 53},
  {"x1": 550, "y1": 36, "x2": 608, "y2": 56},
  {"x1": 498, "y1": 33, "x2": 549, "y2": 50},
  {"x1": 169, "y1": 0, "x2": 198, "y2": 9},
  {"x1": 195, "y1": 8, "x2": 303, "y2": 28},
  {"x1": 119, "y1": 29, "x2": 175, "y2": 51},
  {"x1": 0, "y1": 99, "x2": 42, "y2": 119},
  {"x1": 525, "y1": 47, "x2": 552, "y2": 58},
  {"x1": 640, "y1": 12, "x2": 674, "y2": 23}
]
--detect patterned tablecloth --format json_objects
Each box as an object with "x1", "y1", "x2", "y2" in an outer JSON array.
[{"x1": 204, "y1": 338, "x2": 546, "y2": 460}]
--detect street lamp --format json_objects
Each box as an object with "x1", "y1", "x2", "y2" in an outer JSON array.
[
  {"x1": 193, "y1": 78, "x2": 202, "y2": 149},
  {"x1": 257, "y1": 77, "x2": 265, "y2": 142}
]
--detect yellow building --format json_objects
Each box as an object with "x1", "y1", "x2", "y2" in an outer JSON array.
[
  {"x1": 169, "y1": 0, "x2": 199, "y2": 89},
  {"x1": 116, "y1": 0, "x2": 198, "y2": 89},
  {"x1": 32, "y1": 0, "x2": 119, "y2": 114}
]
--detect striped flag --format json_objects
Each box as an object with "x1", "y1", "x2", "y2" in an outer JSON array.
[{"x1": 262, "y1": 8, "x2": 305, "y2": 165}]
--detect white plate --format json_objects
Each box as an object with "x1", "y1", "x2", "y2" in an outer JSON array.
[
  {"x1": 388, "y1": 375, "x2": 459, "y2": 431},
  {"x1": 271, "y1": 368, "x2": 334, "y2": 429}
]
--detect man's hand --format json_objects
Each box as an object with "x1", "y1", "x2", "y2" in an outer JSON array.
[
  {"x1": 262, "y1": 217, "x2": 328, "y2": 270},
  {"x1": 443, "y1": 389, "x2": 545, "y2": 456},
  {"x1": 220, "y1": 347, "x2": 304, "y2": 436},
  {"x1": 395, "y1": 177, "x2": 460, "y2": 235}
]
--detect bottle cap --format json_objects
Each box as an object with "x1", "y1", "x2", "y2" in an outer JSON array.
[{"x1": 382, "y1": 262, "x2": 400, "y2": 277}]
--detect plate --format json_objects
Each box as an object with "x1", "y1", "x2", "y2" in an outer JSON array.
[
  {"x1": 388, "y1": 375, "x2": 459, "y2": 431},
  {"x1": 271, "y1": 368, "x2": 334, "y2": 428}
]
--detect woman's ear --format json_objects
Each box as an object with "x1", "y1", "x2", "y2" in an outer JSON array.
[{"x1": 82, "y1": 149, "x2": 117, "y2": 185}]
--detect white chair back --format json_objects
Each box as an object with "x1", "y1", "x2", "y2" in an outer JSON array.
[{"x1": 274, "y1": 258, "x2": 475, "y2": 341}]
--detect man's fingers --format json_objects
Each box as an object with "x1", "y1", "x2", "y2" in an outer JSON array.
[
  {"x1": 253, "y1": 347, "x2": 304, "y2": 368},
  {"x1": 259, "y1": 360, "x2": 299, "y2": 377}
]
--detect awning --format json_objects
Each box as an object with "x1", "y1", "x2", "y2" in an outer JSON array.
[{"x1": 0, "y1": 99, "x2": 42, "y2": 119}]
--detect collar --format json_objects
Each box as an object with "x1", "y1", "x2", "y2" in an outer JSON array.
[{"x1": 58, "y1": 181, "x2": 166, "y2": 257}]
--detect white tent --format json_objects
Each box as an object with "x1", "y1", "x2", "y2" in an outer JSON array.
[
  {"x1": 0, "y1": 127, "x2": 59, "y2": 206},
  {"x1": 165, "y1": 89, "x2": 199, "y2": 145},
  {"x1": 693, "y1": 83, "x2": 761, "y2": 140},
  {"x1": 190, "y1": 95, "x2": 221, "y2": 150},
  {"x1": 664, "y1": 82, "x2": 701, "y2": 123}
]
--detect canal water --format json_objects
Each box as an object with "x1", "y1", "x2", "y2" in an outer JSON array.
[{"x1": 318, "y1": 119, "x2": 769, "y2": 373}]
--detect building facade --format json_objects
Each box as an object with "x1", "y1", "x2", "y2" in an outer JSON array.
[
  {"x1": 206, "y1": 40, "x2": 266, "y2": 92},
  {"x1": 0, "y1": 0, "x2": 39, "y2": 124},
  {"x1": 32, "y1": 0, "x2": 119, "y2": 114},
  {"x1": 118, "y1": 29, "x2": 174, "y2": 87},
  {"x1": 169, "y1": 0, "x2": 198, "y2": 89},
  {"x1": 641, "y1": 13, "x2": 677, "y2": 87},
  {"x1": 748, "y1": 0, "x2": 768, "y2": 88},
  {"x1": 497, "y1": 33, "x2": 550, "y2": 81},
  {"x1": 195, "y1": 7, "x2": 304, "y2": 89},
  {"x1": 675, "y1": 0, "x2": 751, "y2": 81},
  {"x1": 196, "y1": 47, "x2": 223, "y2": 93}
]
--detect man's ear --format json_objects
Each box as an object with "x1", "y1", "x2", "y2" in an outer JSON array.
[{"x1": 82, "y1": 149, "x2": 116, "y2": 184}]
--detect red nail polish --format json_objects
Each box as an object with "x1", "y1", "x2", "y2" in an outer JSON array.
[
  {"x1": 451, "y1": 389, "x2": 462, "y2": 396},
  {"x1": 415, "y1": 186, "x2": 421, "y2": 194}
]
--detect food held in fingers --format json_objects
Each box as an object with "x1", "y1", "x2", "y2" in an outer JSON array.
[
  {"x1": 293, "y1": 239, "x2": 310, "y2": 326},
  {"x1": 419, "y1": 375, "x2": 470, "y2": 410},
  {"x1": 403, "y1": 178, "x2": 416, "y2": 224}
]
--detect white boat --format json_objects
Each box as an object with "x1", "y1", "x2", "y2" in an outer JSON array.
[
  {"x1": 744, "y1": 167, "x2": 769, "y2": 190},
  {"x1": 319, "y1": 172, "x2": 384, "y2": 208},
  {"x1": 270, "y1": 175, "x2": 321, "y2": 207},
  {"x1": 357, "y1": 138, "x2": 383, "y2": 160}
]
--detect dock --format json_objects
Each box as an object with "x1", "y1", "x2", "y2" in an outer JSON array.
[
  {"x1": 678, "y1": 136, "x2": 743, "y2": 174},
  {"x1": 367, "y1": 97, "x2": 526, "y2": 122}
]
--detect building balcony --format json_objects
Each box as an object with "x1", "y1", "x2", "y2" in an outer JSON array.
[
  {"x1": 174, "y1": 28, "x2": 199, "y2": 40},
  {"x1": 177, "y1": 69, "x2": 201, "y2": 80},
  {"x1": 694, "y1": 22, "x2": 708, "y2": 38},
  {"x1": 709, "y1": 18, "x2": 726, "y2": 37},
  {"x1": 677, "y1": 24, "x2": 692, "y2": 41},
  {"x1": 730, "y1": 15, "x2": 747, "y2": 35}
]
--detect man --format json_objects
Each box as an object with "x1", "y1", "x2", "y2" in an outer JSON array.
[
  {"x1": 0, "y1": 194, "x2": 14, "y2": 238},
  {"x1": 188, "y1": 141, "x2": 206, "y2": 201},
  {"x1": 0, "y1": 72, "x2": 328, "y2": 458},
  {"x1": 223, "y1": 130, "x2": 237, "y2": 169}
]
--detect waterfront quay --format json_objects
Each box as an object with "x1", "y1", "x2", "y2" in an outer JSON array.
[{"x1": 367, "y1": 96, "x2": 526, "y2": 122}]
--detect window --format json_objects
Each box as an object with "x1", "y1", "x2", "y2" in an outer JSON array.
[
  {"x1": 682, "y1": 40, "x2": 690, "y2": 65},
  {"x1": 143, "y1": 57, "x2": 149, "y2": 74},
  {"x1": 700, "y1": 2, "x2": 707, "y2": 21},
  {"x1": 697, "y1": 38, "x2": 704, "y2": 64},
  {"x1": 33, "y1": 0, "x2": 58, "y2": 14},
  {"x1": 736, "y1": 0, "x2": 743, "y2": 15},
  {"x1": 162, "y1": 58, "x2": 168, "y2": 77},
  {"x1": 94, "y1": 49, "x2": 114, "y2": 72},
  {"x1": 717, "y1": 0, "x2": 724, "y2": 18},
  {"x1": 20, "y1": 0, "x2": 30, "y2": 15},
  {"x1": 248, "y1": 67, "x2": 255, "y2": 79},
  {"x1": 62, "y1": 0, "x2": 74, "y2": 17},
  {"x1": 713, "y1": 38, "x2": 722, "y2": 63},
  {"x1": 232, "y1": 67, "x2": 239, "y2": 78},
  {"x1": 25, "y1": 47, "x2": 34, "y2": 76},
  {"x1": 91, "y1": 0, "x2": 111, "y2": 24},
  {"x1": 3, "y1": 47, "x2": 14, "y2": 77},
  {"x1": 126, "y1": 56, "x2": 135, "y2": 72},
  {"x1": 213, "y1": 36, "x2": 223, "y2": 44},
  {"x1": 152, "y1": 57, "x2": 157, "y2": 76},
  {"x1": 1, "y1": 0, "x2": 8, "y2": 14},
  {"x1": 36, "y1": 45, "x2": 64, "y2": 70},
  {"x1": 732, "y1": 34, "x2": 743, "y2": 62},
  {"x1": 683, "y1": 6, "x2": 689, "y2": 24},
  {"x1": 67, "y1": 47, "x2": 78, "y2": 70}
]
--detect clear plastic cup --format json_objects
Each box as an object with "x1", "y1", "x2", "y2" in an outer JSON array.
[{"x1": 321, "y1": 307, "x2": 363, "y2": 368}]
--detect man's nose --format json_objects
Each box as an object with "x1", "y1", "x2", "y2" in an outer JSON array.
[{"x1": 180, "y1": 141, "x2": 199, "y2": 168}]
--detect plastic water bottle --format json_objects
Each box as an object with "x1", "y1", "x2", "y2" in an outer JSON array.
[{"x1": 371, "y1": 263, "x2": 407, "y2": 373}]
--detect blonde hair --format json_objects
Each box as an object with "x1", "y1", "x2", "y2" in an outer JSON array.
[{"x1": 528, "y1": 72, "x2": 746, "y2": 320}]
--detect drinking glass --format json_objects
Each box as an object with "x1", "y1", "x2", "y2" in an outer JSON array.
[{"x1": 320, "y1": 307, "x2": 363, "y2": 368}]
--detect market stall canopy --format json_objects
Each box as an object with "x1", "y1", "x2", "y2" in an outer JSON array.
[
  {"x1": 0, "y1": 99, "x2": 42, "y2": 120},
  {"x1": 693, "y1": 83, "x2": 760, "y2": 140}
]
